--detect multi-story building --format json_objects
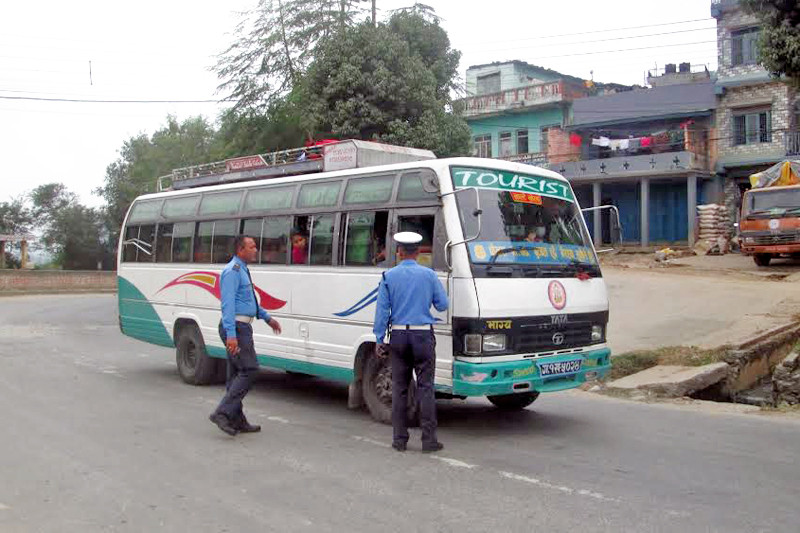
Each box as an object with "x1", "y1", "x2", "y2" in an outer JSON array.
[
  {"x1": 712, "y1": 0, "x2": 799, "y2": 220},
  {"x1": 462, "y1": 61, "x2": 589, "y2": 165}
]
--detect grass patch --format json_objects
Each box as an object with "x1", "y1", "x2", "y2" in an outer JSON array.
[{"x1": 607, "y1": 345, "x2": 729, "y2": 381}]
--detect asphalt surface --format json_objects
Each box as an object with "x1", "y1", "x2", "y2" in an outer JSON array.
[{"x1": 1, "y1": 294, "x2": 800, "y2": 532}]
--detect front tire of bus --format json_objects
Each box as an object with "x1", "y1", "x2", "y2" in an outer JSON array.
[
  {"x1": 362, "y1": 353, "x2": 418, "y2": 425},
  {"x1": 487, "y1": 391, "x2": 540, "y2": 411},
  {"x1": 753, "y1": 254, "x2": 772, "y2": 267},
  {"x1": 176, "y1": 325, "x2": 219, "y2": 385}
]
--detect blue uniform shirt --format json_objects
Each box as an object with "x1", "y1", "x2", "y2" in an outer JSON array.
[
  {"x1": 373, "y1": 259, "x2": 449, "y2": 343},
  {"x1": 220, "y1": 256, "x2": 271, "y2": 339}
]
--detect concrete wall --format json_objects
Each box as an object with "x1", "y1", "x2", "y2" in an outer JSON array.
[
  {"x1": 468, "y1": 107, "x2": 564, "y2": 157},
  {"x1": 0, "y1": 270, "x2": 116, "y2": 294}
]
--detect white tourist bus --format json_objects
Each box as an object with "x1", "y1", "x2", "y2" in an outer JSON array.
[{"x1": 117, "y1": 140, "x2": 612, "y2": 422}]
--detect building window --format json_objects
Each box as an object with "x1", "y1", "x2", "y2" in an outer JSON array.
[
  {"x1": 476, "y1": 72, "x2": 501, "y2": 95},
  {"x1": 516, "y1": 129, "x2": 529, "y2": 154},
  {"x1": 499, "y1": 132, "x2": 512, "y2": 157},
  {"x1": 474, "y1": 135, "x2": 492, "y2": 158},
  {"x1": 732, "y1": 27, "x2": 760, "y2": 66},
  {"x1": 733, "y1": 109, "x2": 772, "y2": 145}
]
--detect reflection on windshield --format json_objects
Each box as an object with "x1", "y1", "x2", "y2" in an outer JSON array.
[
  {"x1": 746, "y1": 188, "x2": 800, "y2": 214},
  {"x1": 458, "y1": 188, "x2": 596, "y2": 266}
]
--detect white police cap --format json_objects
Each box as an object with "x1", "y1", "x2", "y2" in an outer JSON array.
[{"x1": 393, "y1": 231, "x2": 423, "y2": 245}]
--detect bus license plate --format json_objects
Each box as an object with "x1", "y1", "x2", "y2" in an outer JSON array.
[{"x1": 537, "y1": 359, "x2": 582, "y2": 377}]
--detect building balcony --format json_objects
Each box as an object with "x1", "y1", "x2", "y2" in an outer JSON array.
[
  {"x1": 462, "y1": 80, "x2": 582, "y2": 118},
  {"x1": 498, "y1": 152, "x2": 548, "y2": 166},
  {"x1": 549, "y1": 151, "x2": 709, "y2": 181}
]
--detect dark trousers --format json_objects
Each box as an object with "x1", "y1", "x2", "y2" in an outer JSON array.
[
  {"x1": 214, "y1": 321, "x2": 259, "y2": 424},
  {"x1": 390, "y1": 329, "x2": 437, "y2": 446}
]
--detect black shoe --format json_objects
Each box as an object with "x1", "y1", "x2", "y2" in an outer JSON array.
[
  {"x1": 391, "y1": 441, "x2": 407, "y2": 452},
  {"x1": 209, "y1": 413, "x2": 238, "y2": 436},
  {"x1": 238, "y1": 422, "x2": 261, "y2": 433},
  {"x1": 421, "y1": 441, "x2": 444, "y2": 453}
]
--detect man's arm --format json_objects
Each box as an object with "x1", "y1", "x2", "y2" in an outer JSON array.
[
  {"x1": 373, "y1": 278, "x2": 391, "y2": 344},
  {"x1": 220, "y1": 269, "x2": 239, "y2": 339},
  {"x1": 256, "y1": 307, "x2": 272, "y2": 323},
  {"x1": 431, "y1": 272, "x2": 449, "y2": 312}
]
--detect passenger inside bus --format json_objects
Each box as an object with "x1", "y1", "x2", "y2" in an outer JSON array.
[
  {"x1": 397, "y1": 215, "x2": 434, "y2": 267},
  {"x1": 291, "y1": 232, "x2": 308, "y2": 264}
]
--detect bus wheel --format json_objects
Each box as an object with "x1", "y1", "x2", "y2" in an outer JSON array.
[
  {"x1": 176, "y1": 324, "x2": 219, "y2": 385},
  {"x1": 362, "y1": 353, "x2": 418, "y2": 425},
  {"x1": 487, "y1": 391, "x2": 540, "y2": 411},
  {"x1": 753, "y1": 254, "x2": 772, "y2": 267}
]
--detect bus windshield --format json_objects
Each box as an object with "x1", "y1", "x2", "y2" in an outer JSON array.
[{"x1": 451, "y1": 166, "x2": 597, "y2": 271}]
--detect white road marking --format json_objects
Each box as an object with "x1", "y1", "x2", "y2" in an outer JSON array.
[
  {"x1": 500, "y1": 471, "x2": 619, "y2": 503},
  {"x1": 353, "y1": 436, "x2": 390, "y2": 448},
  {"x1": 267, "y1": 416, "x2": 290, "y2": 424},
  {"x1": 432, "y1": 457, "x2": 477, "y2": 469}
]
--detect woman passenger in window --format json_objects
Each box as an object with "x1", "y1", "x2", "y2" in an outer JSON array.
[{"x1": 291, "y1": 233, "x2": 308, "y2": 264}]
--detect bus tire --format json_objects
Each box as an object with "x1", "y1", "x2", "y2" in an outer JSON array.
[
  {"x1": 175, "y1": 324, "x2": 219, "y2": 385},
  {"x1": 362, "y1": 353, "x2": 418, "y2": 425},
  {"x1": 487, "y1": 391, "x2": 540, "y2": 410},
  {"x1": 753, "y1": 254, "x2": 772, "y2": 267}
]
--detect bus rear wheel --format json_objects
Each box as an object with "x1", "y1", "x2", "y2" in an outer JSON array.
[
  {"x1": 753, "y1": 254, "x2": 772, "y2": 267},
  {"x1": 362, "y1": 353, "x2": 418, "y2": 425},
  {"x1": 176, "y1": 324, "x2": 221, "y2": 385},
  {"x1": 488, "y1": 391, "x2": 540, "y2": 410}
]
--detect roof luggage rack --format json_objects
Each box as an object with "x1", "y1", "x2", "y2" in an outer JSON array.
[{"x1": 157, "y1": 140, "x2": 436, "y2": 191}]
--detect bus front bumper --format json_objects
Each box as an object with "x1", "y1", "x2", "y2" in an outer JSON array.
[{"x1": 452, "y1": 348, "x2": 611, "y2": 396}]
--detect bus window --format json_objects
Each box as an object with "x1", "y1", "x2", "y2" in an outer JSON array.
[
  {"x1": 212, "y1": 220, "x2": 237, "y2": 264},
  {"x1": 241, "y1": 218, "x2": 263, "y2": 258},
  {"x1": 310, "y1": 215, "x2": 334, "y2": 265},
  {"x1": 262, "y1": 216, "x2": 290, "y2": 264},
  {"x1": 397, "y1": 171, "x2": 438, "y2": 202},
  {"x1": 244, "y1": 186, "x2": 294, "y2": 212},
  {"x1": 194, "y1": 222, "x2": 213, "y2": 263},
  {"x1": 136, "y1": 224, "x2": 156, "y2": 263},
  {"x1": 156, "y1": 223, "x2": 174, "y2": 262},
  {"x1": 172, "y1": 222, "x2": 193, "y2": 263},
  {"x1": 298, "y1": 181, "x2": 341, "y2": 208},
  {"x1": 122, "y1": 225, "x2": 139, "y2": 262},
  {"x1": 344, "y1": 175, "x2": 394, "y2": 205},
  {"x1": 291, "y1": 216, "x2": 309, "y2": 265},
  {"x1": 163, "y1": 195, "x2": 200, "y2": 219},
  {"x1": 397, "y1": 215, "x2": 434, "y2": 267},
  {"x1": 128, "y1": 199, "x2": 163, "y2": 224},
  {"x1": 199, "y1": 191, "x2": 242, "y2": 216},
  {"x1": 344, "y1": 211, "x2": 389, "y2": 266}
]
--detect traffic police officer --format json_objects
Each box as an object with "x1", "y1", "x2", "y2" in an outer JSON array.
[
  {"x1": 373, "y1": 232, "x2": 449, "y2": 452},
  {"x1": 209, "y1": 235, "x2": 281, "y2": 436}
]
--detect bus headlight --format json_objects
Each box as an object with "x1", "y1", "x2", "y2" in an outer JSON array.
[
  {"x1": 591, "y1": 325, "x2": 603, "y2": 342},
  {"x1": 482, "y1": 334, "x2": 507, "y2": 352},
  {"x1": 464, "y1": 334, "x2": 482, "y2": 355}
]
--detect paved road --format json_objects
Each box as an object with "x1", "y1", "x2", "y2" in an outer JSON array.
[{"x1": 1, "y1": 294, "x2": 800, "y2": 532}]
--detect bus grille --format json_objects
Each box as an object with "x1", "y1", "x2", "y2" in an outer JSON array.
[{"x1": 516, "y1": 321, "x2": 594, "y2": 352}]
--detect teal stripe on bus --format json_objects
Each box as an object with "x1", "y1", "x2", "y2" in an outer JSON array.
[
  {"x1": 206, "y1": 345, "x2": 354, "y2": 383},
  {"x1": 118, "y1": 276, "x2": 174, "y2": 348}
]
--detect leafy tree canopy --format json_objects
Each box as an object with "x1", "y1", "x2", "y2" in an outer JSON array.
[{"x1": 741, "y1": 0, "x2": 800, "y2": 85}]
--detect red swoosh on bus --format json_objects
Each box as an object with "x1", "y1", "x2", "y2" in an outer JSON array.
[{"x1": 158, "y1": 271, "x2": 286, "y2": 310}]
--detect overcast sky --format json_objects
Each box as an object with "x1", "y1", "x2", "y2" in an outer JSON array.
[{"x1": 1, "y1": 0, "x2": 717, "y2": 207}]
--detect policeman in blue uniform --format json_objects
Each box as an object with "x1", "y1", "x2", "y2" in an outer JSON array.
[
  {"x1": 374, "y1": 232, "x2": 449, "y2": 452},
  {"x1": 209, "y1": 235, "x2": 282, "y2": 436}
]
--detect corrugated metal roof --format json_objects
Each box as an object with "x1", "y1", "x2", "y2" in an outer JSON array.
[{"x1": 572, "y1": 81, "x2": 717, "y2": 128}]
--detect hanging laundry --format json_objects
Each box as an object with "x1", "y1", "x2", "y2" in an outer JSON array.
[
  {"x1": 591, "y1": 136, "x2": 610, "y2": 147},
  {"x1": 619, "y1": 139, "x2": 630, "y2": 150},
  {"x1": 608, "y1": 139, "x2": 624, "y2": 151},
  {"x1": 640, "y1": 136, "x2": 652, "y2": 148},
  {"x1": 569, "y1": 133, "x2": 582, "y2": 147},
  {"x1": 628, "y1": 138, "x2": 641, "y2": 151}
]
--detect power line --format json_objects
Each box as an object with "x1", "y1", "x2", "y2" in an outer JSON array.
[{"x1": 0, "y1": 95, "x2": 228, "y2": 104}]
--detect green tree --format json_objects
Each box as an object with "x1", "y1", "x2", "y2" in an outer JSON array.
[
  {"x1": 298, "y1": 11, "x2": 471, "y2": 156},
  {"x1": 215, "y1": 0, "x2": 367, "y2": 113},
  {"x1": 0, "y1": 197, "x2": 32, "y2": 269},
  {"x1": 96, "y1": 115, "x2": 221, "y2": 244},
  {"x1": 740, "y1": 0, "x2": 800, "y2": 85},
  {"x1": 215, "y1": 95, "x2": 308, "y2": 157}
]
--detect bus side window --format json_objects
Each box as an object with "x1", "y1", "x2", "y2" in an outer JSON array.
[
  {"x1": 136, "y1": 224, "x2": 156, "y2": 263},
  {"x1": 194, "y1": 222, "x2": 213, "y2": 263},
  {"x1": 309, "y1": 214, "x2": 335, "y2": 265},
  {"x1": 172, "y1": 222, "x2": 193, "y2": 263},
  {"x1": 291, "y1": 216, "x2": 309, "y2": 265},
  {"x1": 397, "y1": 215, "x2": 434, "y2": 268},
  {"x1": 122, "y1": 225, "x2": 139, "y2": 262},
  {"x1": 262, "y1": 216, "x2": 290, "y2": 264},
  {"x1": 156, "y1": 223, "x2": 174, "y2": 262},
  {"x1": 344, "y1": 211, "x2": 389, "y2": 266},
  {"x1": 241, "y1": 218, "x2": 264, "y2": 263},
  {"x1": 212, "y1": 220, "x2": 238, "y2": 264}
]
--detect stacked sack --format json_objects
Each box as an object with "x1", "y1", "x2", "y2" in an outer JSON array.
[{"x1": 696, "y1": 204, "x2": 731, "y2": 253}]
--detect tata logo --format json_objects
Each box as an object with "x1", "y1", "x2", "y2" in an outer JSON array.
[
  {"x1": 552, "y1": 332, "x2": 565, "y2": 345},
  {"x1": 551, "y1": 315, "x2": 568, "y2": 326}
]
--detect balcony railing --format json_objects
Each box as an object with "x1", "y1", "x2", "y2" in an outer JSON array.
[
  {"x1": 463, "y1": 80, "x2": 568, "y2": 118},
  {"x1": 785, "y1": 131, "x2": 800, "y2": 157},
  {"x1": 498, "y1": 152, "x2": 548, "y2": 166},
  {"x1": 548, "y1": 151, "x2": 708, "y2": 180}
]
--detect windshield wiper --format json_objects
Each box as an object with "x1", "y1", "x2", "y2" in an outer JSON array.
[{"x1": 488, "y1": 244, "x2": 540, "y2": 264}]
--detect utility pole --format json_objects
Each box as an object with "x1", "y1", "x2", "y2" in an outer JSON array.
[{"x1": 372, "y1": 0, "x2": 376, "y2": 26}]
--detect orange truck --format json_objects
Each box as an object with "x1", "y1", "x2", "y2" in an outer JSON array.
[{"x1": 739, "y1": 161, "x2": 800, "y2": 266}]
